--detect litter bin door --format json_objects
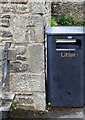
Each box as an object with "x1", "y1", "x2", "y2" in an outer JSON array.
[{"x1": 47, "y1": 37, "x2": 83, "y2": 107}]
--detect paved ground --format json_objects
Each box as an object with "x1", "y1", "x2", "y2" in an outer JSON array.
[{"x1": 1, "y1": 107, "x2": 85, "y2": 120}]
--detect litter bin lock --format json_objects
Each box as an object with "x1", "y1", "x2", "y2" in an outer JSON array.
[{"x1": 46, "y1": 26, "x2": 85, "y2": 107}]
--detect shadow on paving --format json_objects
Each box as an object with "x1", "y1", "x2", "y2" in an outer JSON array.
[{"x1": 2, "y1": 107, "x2": 84, "y2": 120}]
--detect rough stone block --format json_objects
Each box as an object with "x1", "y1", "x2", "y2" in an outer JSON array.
[
  {"x1": 10, "y1": 44, "x2": 44, "y2": 73},
  {"x1": 12, "y1": 44, "x2": 44, "y2": 73},
  {"x1": 10, "y1": 0, "x2": 28, "y2": 4},
  {"x1": 44, "y1": 11, "x2": 51, "y2": 27},
  {"x1": 14, "y1": 92, "x2": 46, "y2": 111},
  {"x1": 34, "y1": 92, "x2": 46, "y2": 111},
  {"x1": 26, "y1": 26, "x2": 44, "y2": 43},
  {"x1": 11, "y1": 15, "x2": 44, "y2": 43},
  {"x1": 0, "y1": 0, "x2": 8, "y2": 4},
  {"x1": 15, "y1": 94, "x2": 34, "y2": 105},
  {"x1": 15, "y1": 46, "x2": 26, "y2": 55},
  {"x1": 16, "y1": 56, "x2": 27, "y2": 61},
  {"x1": 0, "y1": 18, "x2": 10, "y2": 27},
  {"x1": 0, "y1": 31, "x2": 12, "y2": 38},
  {"x1": 10, "y1": 73, "x2": 45, "y2": 92},
  {"x1": 45, "y1": 2, "x2": 51, "y2": 13},
  {"x1": 11, "y1": 15, "x2": 43, "y2": 26},
  {"x1": 0, "y1": 15, "x2": 10, "y2": 27},
  {"x1": 29, "y1": 2, "x2": 45, "y2": 14},
  {"x1": 1, "y1": 15, "x2": 10, "y2": 19},
  {"x1": 25, "y1": 44, "x2": 44, "y2": 73},
  {"x1": 2, "y1": 4, "x2": 29, "y2": 14},
  {"x1": 29, "y1": 2, "x2": 51, "y2": 15},
  {"x1": 10, "y1": 61, "x2": 28, "y2": 72},
  {"x1": 43, "y1": 2, "x2": 51, "y2": 27}
]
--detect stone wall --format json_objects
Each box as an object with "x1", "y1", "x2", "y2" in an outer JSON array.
[
  {"x1": 52, "y1": 0, "x2": 85, "y2": 21},
  {"x1": 0, "y1": 0, "x2": 51, "y2": 111}
]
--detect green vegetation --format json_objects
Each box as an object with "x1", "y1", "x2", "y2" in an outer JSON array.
[
  {"x1": 51, "y1": 18, "x2": 58, "y2": 26},
  {"x1": 46, "y1": 102, "x2": 51, "y2": 110},
  {"x1": 48, "y1": 102, "x2": 51, "y2": 106},
  {"x1": 12, "y1": 102, "x2": 19, "y2": 110},
  {"x1": 51, "y1": 16, "x2": 85, "y2": 26}
]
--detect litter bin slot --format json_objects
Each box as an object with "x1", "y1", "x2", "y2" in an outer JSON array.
[
  {"x1": 56, "y1": 39, "x2": 81, "y2": 51},
  {"x1": 56, "y1": 49, "x2": 76, "y2": 51}
]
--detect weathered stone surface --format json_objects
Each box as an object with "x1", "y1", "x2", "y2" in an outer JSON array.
[
  {"x1": 44, "y1": 2, "x2": 51, "y2": 27},
  {"x1": 12, "y1": 44, "x2": 44, "y2": 73},
  {"x1": 29, "y1": 2, "x2": 51, "y2": 15},
  {"x1": 11, "y1": 15, "x2": 43, "y2": 27},
  {"x1": 10, "y1": 73, "x2": 45, "y2": 92},
  {"x1": 0, "y1": 19, "x2": 10, "y2": 27},
  {"x1": 0, "y1": 15, "x2": 10, "y2": 27},
  {"x1": 2, "y1": 4, "x2": 29, "y2": 14},
  {"x1": 34, "y1": 92, "x2": 46, "y2": 111},
  {"x1": 52, "y1": 2, "x2": 84, "y2": 21},
  {"x1": 15, "y1": 94, "x2": 34, "y2": 105},
  {"x1": 10, "y1": 61, "x2": 28, "y2": 72},
  {"x1": 3, "y1": 15, "x2": 10, "y2": 19},
  {"x1": 29, "y1": 2, "x2": 45, "y2": 14},
  {"x1": 17, "y1": 105, "x2": 35, "y2": 111},
  {"x1": 29, "y1": 0, "x2": 50, "y2": 2},
  {"x1": 16, "y1": 56, "x2": 27, "y2": 61},
  {"x1": 44, "y1": 12, "x2": 51, "y2": 27},
  {"x1": 53, "y1": 0, "x2": 84, "y2": 2},
  {"x1": 14, "y1": 92, "x2": 46, "y2": 111},
  {"x1": 25, "y1": 44, "x2": 44, "y2": 73},
  {"x1": 0, "y1": 15, "x2": 10, "y2": 19},
  {"x1": 15, "y1": 46, "x2": 26, "y2": 55},
  {"x1": 1, "y1": 31, "x2": 12, "y2": 37},
  {"x1": 26, "y1": 26, "x2": 44, "y2": 43},
  {"x1": 0, "y1": 0, "x2": 8, "y2": 4},
  {"x1": 0, "y1": 92, "x2": 15, "y2": 112},
  {"x1": 0, "y1": 91, "x2": 15, "y2": 100},
  {"x1": 11, "y1": 15, "x2": 44, "y2": 43},
  {"x1": 10, "y1": 0, "x2": 28, "y2": 4}
]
